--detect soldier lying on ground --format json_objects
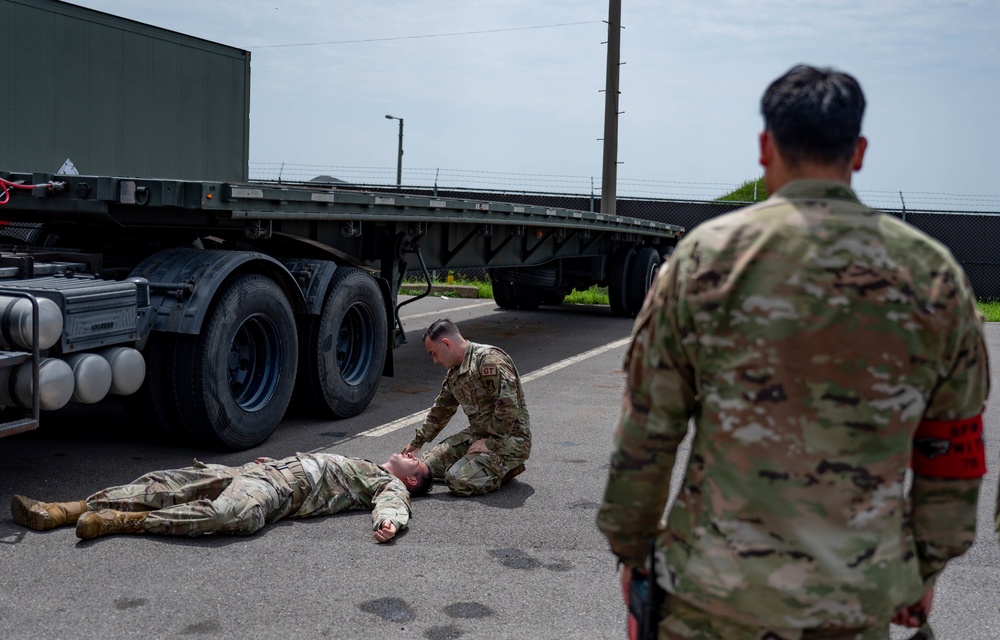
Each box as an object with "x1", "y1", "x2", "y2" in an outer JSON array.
[
  {"x1": 12, "y1": 451, "x2": 432, "y2": 543},
  {"x1": 402, "y1": 319, "x2": 531, "y2": 496}
]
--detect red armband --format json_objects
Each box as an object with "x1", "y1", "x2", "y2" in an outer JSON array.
[{"x1": 912, "y1": 414, "x2": 986, "y2": 479}]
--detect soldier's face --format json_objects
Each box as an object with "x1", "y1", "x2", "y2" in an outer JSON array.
[
  {"x1": 385, "y1": 452, "x2": 429, "y2": 485},
  {"x1": 425, "y1": 336, "x2": 461, "y2": 369}
]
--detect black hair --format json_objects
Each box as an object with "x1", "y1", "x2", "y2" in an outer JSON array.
[
  {"x1": 423, "y1": 318, "x2": 460, "y2": 343},
  {"x1": 761, "y1": 64, "x2": 865, "y2": 168},
  {"x1": 409, "y1": 467, "x2": 434, "y2": 497}
]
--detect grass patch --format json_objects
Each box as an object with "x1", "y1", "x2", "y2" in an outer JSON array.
[
  {"x1": 978, "y1": 299, "x2": 1000, "y2": 322},
  {"x1": 472, "y1": 280, "x2": 492, "y2": 299},
  {"x1": 718, "y1": 176, "x2": 768, "y2": 203},
  {"x1": 564, "y1": 285, "x2": 610, "y2": 305}
]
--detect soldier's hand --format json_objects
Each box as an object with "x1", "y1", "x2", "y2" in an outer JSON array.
[
  {"x1": 892, "y1": 585, "x2": 934, "y2": 627},
  {"x1": 401, "y1": 443, "x2": 421, "y2": 456},
  {"x1": 373, "y1": 521, "x2": 398, "y2": 543},
  {"x1": 467, "y1": 439, "x2": 492, "y2": 455}
]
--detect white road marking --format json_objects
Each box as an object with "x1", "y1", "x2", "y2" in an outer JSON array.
[
  {"x1": 358, "y1": 335, "x2": 632, "y2": 438},
  {"x1": 520, "y1": 337, "x2": 631, "y2": 383},
  {"x1": 399, "y1": 300, "x2": 495, "y2": 322},
  {"x1": 358, "y1": 410, "x2": 431, "y2": 438}
]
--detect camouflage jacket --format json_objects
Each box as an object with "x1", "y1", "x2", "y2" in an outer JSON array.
[
  {"x1": 596, "y1": 180, "x2": 990, "y2": 630},
  {"x1": 252, "y1": 453, "x2": 412, "y2": 532},
  {"x1": 410, "y1": 341, "x2": 531, "y2": 460}
]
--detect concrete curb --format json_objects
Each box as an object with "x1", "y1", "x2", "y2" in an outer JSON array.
[{"x1": 399, "y1": 284, "x2": 480, "y2": 299}]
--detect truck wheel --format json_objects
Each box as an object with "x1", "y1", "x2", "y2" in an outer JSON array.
[
  {"x1": 124, "y1": 333, "x2": 187, "y2": 441},
  {"x1": 490, "y1": 273, "x2": 518, "y2": 309},
  {"x1": 542, "y1": 289, "x2": 567, "y2": 305},
  {"x1": 172, "y1": 274, "x2": 298, "y2": 450},
  {"x1": 626, "y1": 247, "x2": 662, "y2": 315},
  {"x1": 490, "y1": 271, "x2": 544, "y2": 310},
  {"x1": 608, "y1": 247, "x2": 635, "y2": 317},
  {"x1": 491, "y1": 266, "x2": 559, "y2": 289},
  {"x1": 295, "y1": 267, "x2": 387, "y2": 418},
  {"x1": 513, "y1": 285, "x2": 543, "y2": 310}
]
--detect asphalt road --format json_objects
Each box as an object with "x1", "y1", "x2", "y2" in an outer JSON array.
[{"x1": 1, "y1": 296, "x2": 997, "y2": 640}]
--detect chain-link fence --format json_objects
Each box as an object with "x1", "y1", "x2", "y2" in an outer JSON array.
[{"x1": 249, "y1": 163, "x2": 1000, "y2": 214}]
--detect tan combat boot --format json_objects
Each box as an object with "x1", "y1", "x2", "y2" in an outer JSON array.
[
  {"x1": 76, "y1": 509, "x2": 149, "y2": 540},
  {"x1": 11, "y1": 495, "x2": 89, "y2": 531},
  {"x1": 501, "y1": 464, "x2": 526, "y2": 486}
]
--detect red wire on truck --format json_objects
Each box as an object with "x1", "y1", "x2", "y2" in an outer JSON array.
[{"x1": 0, "y1": 177, "x2": 65, "y2": 205}]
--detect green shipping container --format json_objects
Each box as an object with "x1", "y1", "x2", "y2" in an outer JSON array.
[{"x1": 0, "y1": 0, "x2": 250, "y2": 182}]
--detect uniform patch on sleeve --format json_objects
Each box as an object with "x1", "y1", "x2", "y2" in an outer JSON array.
[
  {"x1": 480, "y1": 363, "x2": 499, "y2": 394},
  {"x1": 912, "y1": 414, "x2": 986, "y2": 479}
]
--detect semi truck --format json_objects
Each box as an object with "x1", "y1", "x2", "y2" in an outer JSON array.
[{"x1": 0, "y1": 0, "x2": 683, "y2": 449}]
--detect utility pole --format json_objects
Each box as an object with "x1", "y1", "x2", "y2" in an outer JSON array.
[{"x1": 600, "y1": 0, "x2": 622, "y2": 215}]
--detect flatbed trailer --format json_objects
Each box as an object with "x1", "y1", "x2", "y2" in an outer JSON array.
[{"x1": 0, "y1": 172, "x2": 682, "y2": 448}]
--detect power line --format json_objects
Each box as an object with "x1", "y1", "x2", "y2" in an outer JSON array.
[{"x1": 252, "y1": 20, "x2": 601, "y2": 49}]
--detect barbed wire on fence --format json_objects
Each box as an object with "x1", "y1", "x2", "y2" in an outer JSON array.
[{"x1": 247, "y1": 163, "x2": 1000, "y2": 213}]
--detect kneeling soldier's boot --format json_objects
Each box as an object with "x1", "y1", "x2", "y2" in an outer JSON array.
[
  {"x1": 11, "y1": 495, "x2": 89, "y2": 531},
  {"x1": 76, "y1": 509, "x2": 149, "y2": 540},
  {"x1": 501, "y1": 464, "x2": 526, "y2": 486}
]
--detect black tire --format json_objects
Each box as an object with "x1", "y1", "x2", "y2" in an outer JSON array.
[
  {"x1": 608, "y1": 247, "x2": 635, "y2": 317},
  {"x1": 172, "y1": 273, "x2": 298, "y2": 450},
  {"x1": 124, "y1": 332, "x2": 187, "y2": 441},
  {"x1": 542, "y1": 289, "x2": 567, "y2": 306},
  {"x1": 491, "y1": 276, "x2": 519, "y2": 310},
  {"x1": 513, "y1": 285, "x2": 543, "y2": 310},
  {"x1": 626, "y1": 247, "x2": 662, "y2": 315},
  {"x1": 295, "y1": 267, "x2": 388, "y2": 419},
  {"x1": 489, "y1": 272, "x2": 543, "y2": 310},
  {"x1": 491, "y1": 266, "x2": 559, "y2": 289}
]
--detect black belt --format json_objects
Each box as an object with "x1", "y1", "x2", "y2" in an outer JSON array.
[
  {"x1": 269, "y1": 459, "x2": 309, "y2": 513},
  {"x1": 800, "y1": 625, "x2": 873, "y2": 640}
]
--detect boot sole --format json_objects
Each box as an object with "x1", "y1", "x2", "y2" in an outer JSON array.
[
  {"x1": 75, "y1": 511, "x2": 106, "y2": 540},
  {"x1": 10, "y1": 495, "x2": 55, "y2": 531}
]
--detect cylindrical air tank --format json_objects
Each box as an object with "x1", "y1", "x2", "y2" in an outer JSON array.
[
  {"x1": 0, "y1": 295, "x2": 63, "y2": 350},
  {"x1": 0, "y1": 358, "x2": 75, "y2": 411}
]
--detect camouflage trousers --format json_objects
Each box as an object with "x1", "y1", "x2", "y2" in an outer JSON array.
[
  {"x1": 423, "y1": 430, "x2": 527, "y2": 496},
  {"x1": 659, "y1": 596, "x2": 892, "y2": 640},
  {"x1": 86, "y1": 461, "x2": 296, "y2": 536}
]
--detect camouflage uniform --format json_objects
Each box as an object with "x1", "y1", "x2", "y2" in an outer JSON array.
[
  {"x1": 409, "y1": 341, "x2": 531, "y2": 496},
  {"x1": 597, "y1": 180, "x2": 990, "y2": 639},
  {"x1": 86, "y1": 452, "x2": 412, "y2": 537}
]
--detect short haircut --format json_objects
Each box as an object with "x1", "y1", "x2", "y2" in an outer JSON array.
[
  {"x1": 423, "y1": 319, "x2": 460, "y2": 343},
  {"x1": 760, "y1": 64, "x2": 866, "y2": 168},
  {"x1": 410, "y1": 466, "x2": 434, "y2": 497}
]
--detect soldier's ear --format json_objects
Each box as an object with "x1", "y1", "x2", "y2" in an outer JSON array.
[{"x1": 403, "y1": 475, "x2": 419, "y2": 489}]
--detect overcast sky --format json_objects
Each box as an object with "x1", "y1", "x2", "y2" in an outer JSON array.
[{"x1": 66, "y1": 1, "x2": 1000, "y2": 210}]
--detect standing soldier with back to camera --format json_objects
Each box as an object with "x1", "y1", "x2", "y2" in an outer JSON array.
[{"x1": 597, "y1": 64, "x2": 991, "y2": 640}]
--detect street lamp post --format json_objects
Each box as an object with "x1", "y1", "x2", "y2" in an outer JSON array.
[{"x1": 385, "y1": 114, "x2": 404, "y2": 187}]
